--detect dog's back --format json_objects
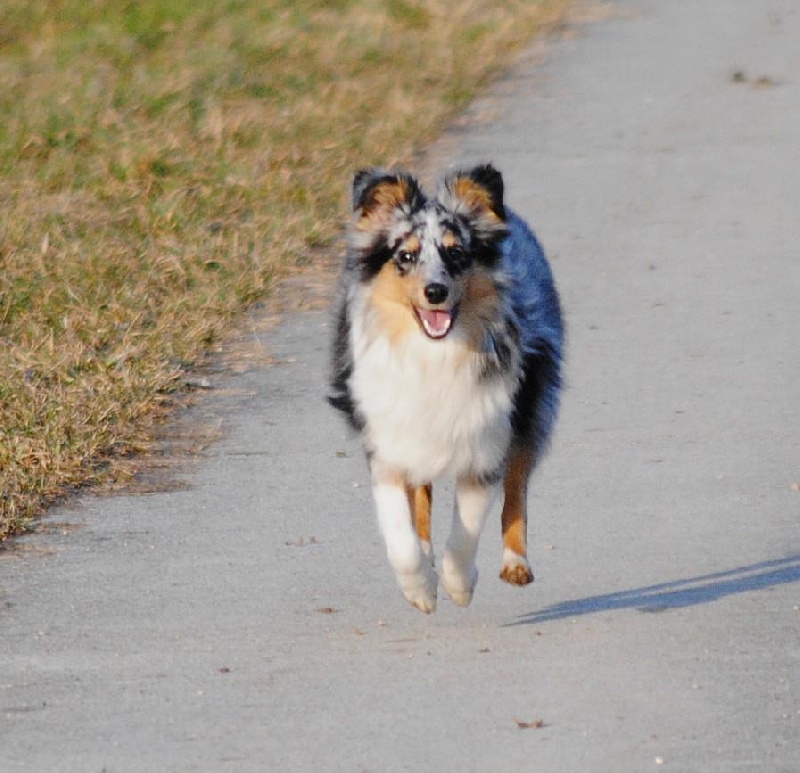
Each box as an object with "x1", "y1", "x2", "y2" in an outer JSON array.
[{"x1": 501, "y1": 210, "x2": 563, "y2": 457}]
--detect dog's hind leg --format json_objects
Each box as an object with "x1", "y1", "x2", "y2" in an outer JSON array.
[
  {"x1": 372, "y1": 468, "x2": 438, "y2": 613},
  {"x1": 499, "y1": 446, "x2": 535, "y2": 586},
  {"x1": 406, "y1": 483, "x2": 433, "y2": 563},
  {"x1": 442, "y1": 475, "x2": 497, "y2": 607}
]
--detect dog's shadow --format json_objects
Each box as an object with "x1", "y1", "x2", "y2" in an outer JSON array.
[{"x1": 509, "y1": 554, "x2": 800, "y2": 626}]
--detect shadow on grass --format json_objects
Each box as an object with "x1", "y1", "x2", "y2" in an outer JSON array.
[{"x1": 509, "y1": 554, "x2": 800, "y2": 626}]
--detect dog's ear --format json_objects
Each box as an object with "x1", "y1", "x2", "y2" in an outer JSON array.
[
  {"x1": 439, "y1": 164, "x2": 507, "y2": 236},
  {"x1": 352, "y1": 168, "x2": 423, "y2": 230},
  {"x1": 352, "y1": 168, "x2": 385, "y2": 212}
]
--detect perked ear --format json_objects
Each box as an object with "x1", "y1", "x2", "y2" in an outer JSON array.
[
  {"x1": 352, "y1": 168, "x2": 423, "y2": 230},
  {"x1": 438, "y1": 164, "x2": 507, "y2": 235}
]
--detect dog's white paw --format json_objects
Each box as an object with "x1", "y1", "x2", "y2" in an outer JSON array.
[
  {"x1": 397, "y1": 564, "x2": 438, "y2": 613},
  {"x1": 499, "y1": 549, "x2": 534, "y2": 586},
  {"x1": 441, "y1": 554, "x2": 478, "y2": 608}
]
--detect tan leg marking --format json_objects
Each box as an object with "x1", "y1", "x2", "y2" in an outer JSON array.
[
  {"x1": 500, "y1": 446, "x2": 535, "y2": 586},
  {"x1": 406, "y1": 483, "x2": 433, "y2": 545}
]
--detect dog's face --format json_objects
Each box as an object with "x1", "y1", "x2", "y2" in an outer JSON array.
[{"x1": 348, "y1": 165, "x2": 509, "y2": 342}]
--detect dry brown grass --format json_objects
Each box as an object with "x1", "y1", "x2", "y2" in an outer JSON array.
[{"x1": 0, "y1": 0, "x2": 570, "y2": 540}]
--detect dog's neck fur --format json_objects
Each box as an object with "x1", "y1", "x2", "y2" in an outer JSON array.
[{"x1": 349, "y1": 286, "x2": 520, "y2": 484}]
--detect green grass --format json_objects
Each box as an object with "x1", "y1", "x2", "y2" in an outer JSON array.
[{"x1": 0, "y1": 0, "x2": 570, "y2": 540}]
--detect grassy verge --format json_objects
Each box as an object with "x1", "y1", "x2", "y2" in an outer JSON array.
[{"x1": 0, "y1": 0, "x2": 569, "y2": 541}]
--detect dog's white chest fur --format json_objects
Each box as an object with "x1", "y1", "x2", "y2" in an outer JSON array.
[{"x1": 351, "y1": 315, "x2": 514, "y2": 483}]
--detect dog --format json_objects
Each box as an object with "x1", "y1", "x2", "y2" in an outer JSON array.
[{"x1": 328, "y1": 164, "x2": 563, "y2": 612}]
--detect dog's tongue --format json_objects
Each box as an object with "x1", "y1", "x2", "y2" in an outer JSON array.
[{"x1": 417, "y1": 308, "x2": 452, "y2": 339}]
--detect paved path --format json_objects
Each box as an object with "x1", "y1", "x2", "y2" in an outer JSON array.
[{"x1": 2, "y1": 2, "x2": 799, "y2": 771}]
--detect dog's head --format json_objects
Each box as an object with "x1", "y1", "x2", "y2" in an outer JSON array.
[{"x1": 348, "y1": 164, "x2": 508, "y2": 341}]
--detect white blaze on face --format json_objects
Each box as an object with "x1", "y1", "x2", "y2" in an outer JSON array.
[{"x1": 411, "y1": 208, "x2": 457, "y2": 340}]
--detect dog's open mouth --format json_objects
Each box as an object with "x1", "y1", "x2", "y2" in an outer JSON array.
[{"x1": 414, "y1": 306, "x2": 457, "y2": 340}]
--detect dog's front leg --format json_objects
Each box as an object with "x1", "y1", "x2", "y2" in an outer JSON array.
[
  {"x1": 372, "y1": 467, "x2": 438, "y2": 613},
  {"x1": 441, "y1": 475, "x2": 497, "y2": 608}
]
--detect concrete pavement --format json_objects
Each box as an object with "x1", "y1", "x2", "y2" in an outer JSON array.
[{"x1": 2, "y1": 1, "x2": 799, "y2": 770}]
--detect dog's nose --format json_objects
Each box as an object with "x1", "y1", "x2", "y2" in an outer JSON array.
[{"x1": 424, "y1": 283, "x2": 449, "y2": 305}]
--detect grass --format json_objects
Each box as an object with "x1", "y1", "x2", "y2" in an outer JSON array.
[{"x1": 0, "y1": 0, "x2": 570, "y2": 541}]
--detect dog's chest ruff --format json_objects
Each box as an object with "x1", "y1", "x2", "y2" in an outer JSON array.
[{"x1": 350, "y1": 314, "x2": 516, "y2": 482}]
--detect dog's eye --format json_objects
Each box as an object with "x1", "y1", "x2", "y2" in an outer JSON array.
[
  {"x1": 446, "y1": 245, "x2": 465, "y2": 260},
  {"x1": 397, "y1": 250, "x2": 418, "y2": 266}
]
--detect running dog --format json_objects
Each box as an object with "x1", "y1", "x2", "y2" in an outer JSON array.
[{"x1": 329, "y1": 164, "x2": 563, "y2": 612}]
